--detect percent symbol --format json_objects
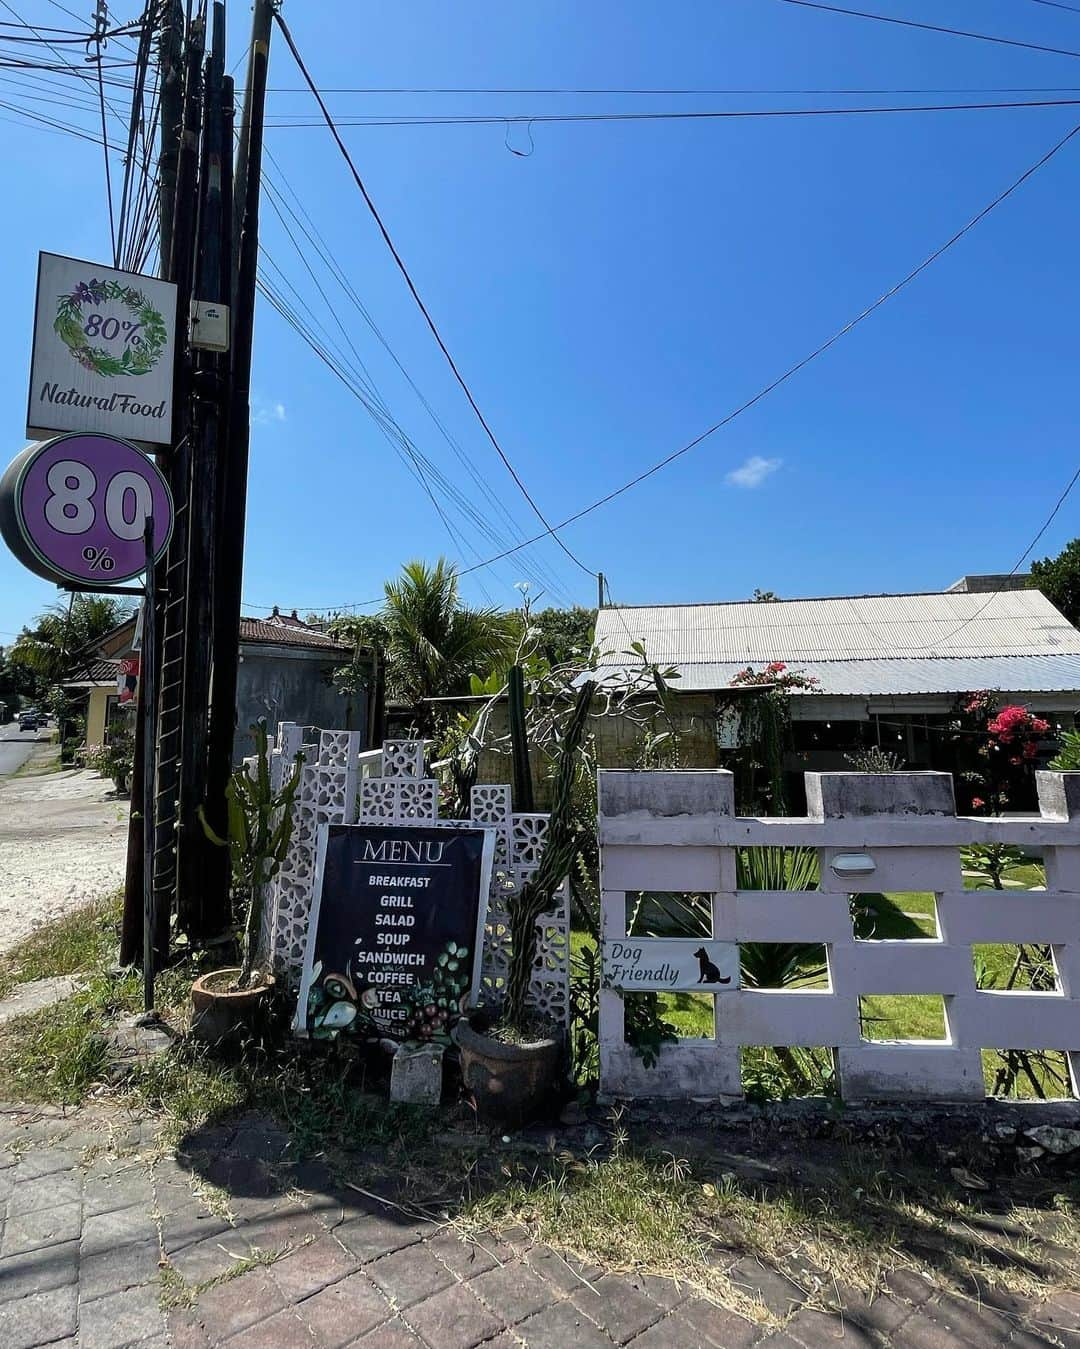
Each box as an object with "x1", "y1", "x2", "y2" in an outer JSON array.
[
  {"x1": 121, "y1": 320, "x2": 143, "y2": 345},
  {"x1": 82, "y1": 545, "x2": 116, "y2": 573}
]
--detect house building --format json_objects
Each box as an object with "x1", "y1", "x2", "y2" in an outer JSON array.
[
  {"x1": 591, "y1": 588, "x2": 1080, "y2": 802},
  {"x1": 65, "y1": 607, "x2": 370, "y2": 761}
]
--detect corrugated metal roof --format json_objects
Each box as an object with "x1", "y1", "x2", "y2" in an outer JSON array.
[
  {"x1": 592, "y1": 591, "x2": 1080, "y2": 698},
  {"x1": 591, "y1": 655, "x2": 1080, "y2": 697},
  {"x1": 595, "y1": 590, "x2": 1080, "y2": 663}
]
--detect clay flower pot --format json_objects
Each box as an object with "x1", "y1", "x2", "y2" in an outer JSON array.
[
  {"x1": 191, "y1": 967, "x2": 274, "y2": 1048},
  {"x1": 453, "y1": 1016, "x2": 563, "y2": 1127}
]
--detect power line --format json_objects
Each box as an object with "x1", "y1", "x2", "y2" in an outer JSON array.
[
  {"x1": 1027, "y1": 0, "x2": 1080, "y2": 14},
  {"x1": 435, "y1": 121, "x2": 1079, "y2": 576},
  {"x1": 776, "y1": 0, "x2": 1080, "y2": 59},
  {"x1": 258, "y1": 120, "x2": 1080, "y2": 613},
  {"x1": 263, "y1": 98, "x2": 1080, "y2": 130},
  {"x1": 264, "y1": 83, "x2": 1080, "y2": 95},
  {"x1": 256, "y1": 261, "x2": 571, "y2": 606},
  {"x1": 272, "y1": 9, "x2": 599, "y2": 583},
  {"x1": 902, "y1": 464, "x2": 1080, "y2": 654},
  {"x1": 258, "y1": 154, "x2": 577, "y2": 605}
]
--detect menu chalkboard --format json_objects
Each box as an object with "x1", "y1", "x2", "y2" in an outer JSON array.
[{"x1": 295, "y1": 823, "x2": 495, "y2": 1044}]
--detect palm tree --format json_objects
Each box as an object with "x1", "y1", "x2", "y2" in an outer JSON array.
[
  {"x1": 10, "y1": 595, "x2": 132, "y2": 691},
  {"x1": 382, "y1": 559, "x2": 517, "y2": 730}
]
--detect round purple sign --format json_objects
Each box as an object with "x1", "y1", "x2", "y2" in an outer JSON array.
[{"x1": 0, "y1": 433, "x2": 173, "y2": 586}]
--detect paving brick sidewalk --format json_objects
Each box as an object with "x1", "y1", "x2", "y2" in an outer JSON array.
[{"x1": 0, "y1": 1108, "x2": 1076, "y2": 1349}]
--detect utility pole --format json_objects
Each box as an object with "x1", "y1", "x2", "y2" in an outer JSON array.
[
  {"x1": 120, "y1": 0, "x2": 191, "y2": 967},
  {"x1": 151, "y1": 9, "x2": 204, "y2": 961},
  {"x1": 597, "y1": 572, "x2": 605, "y2": 609},
  {"x1": 204, "y1": 0, "x2": 276, "y2": 917},
  {"x1": 176, "y1": 1, "x2": 231, "y2": 934}
]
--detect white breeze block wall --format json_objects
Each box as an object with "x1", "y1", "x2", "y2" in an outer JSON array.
[
  {"x1": 262, "y1": 729, "x2": 570, "y2": 1027},
  {"x1": 598, "y1": 768, "x2": 1080, "y2": 1103}
]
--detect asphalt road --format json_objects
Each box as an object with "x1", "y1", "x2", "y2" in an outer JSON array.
[{"x1": 0, "y1": 723, "x2": 50, "y2": 777}]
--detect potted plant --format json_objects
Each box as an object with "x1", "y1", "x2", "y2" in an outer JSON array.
[
  {"x1": 453, "y1": 678, "x2": 595, "y2": 1124},
  {"x1": 193, "y1": 722, "x2": 303, "y2": 1045}
]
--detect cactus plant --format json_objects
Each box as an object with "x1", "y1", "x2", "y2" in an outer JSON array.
[{"x1": 199, "y1": 721, "x2": 303, "y2": 988}]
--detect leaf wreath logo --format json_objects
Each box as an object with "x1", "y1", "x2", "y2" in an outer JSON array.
[{"x1": 53, "y1": 277, "x2": 168, "y2": 378}]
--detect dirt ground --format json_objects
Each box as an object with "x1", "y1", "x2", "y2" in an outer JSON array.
[{"x1": 0, "y1": 754, "x2": 128, "y2": 953}]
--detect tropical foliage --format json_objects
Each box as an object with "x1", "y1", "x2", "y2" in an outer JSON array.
[
  {"x1": 9, "y1": 595, "x2": 132, "y2": 695},
  {"x1": 330, "y1": 559, "x2": 517, "y2": 733},
  {"x1": 1031, "y1": 537, "x2": 1080, "y2": 627}
]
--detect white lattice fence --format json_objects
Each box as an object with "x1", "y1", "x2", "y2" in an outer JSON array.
[
  {"x1": 258, "y1": 727, "x2": 569, "y2": 1025},
  {"x1": 598, "y1": 768, "x2": 1080, "y2": 1102}
]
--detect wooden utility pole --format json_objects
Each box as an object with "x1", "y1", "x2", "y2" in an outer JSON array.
[
  {"x1": 176, "y1": 1, "x2": 232, "y2": 933},
  {"x1": 120, "y1": 0, "x2": 193, "y2": 967},
  {"x1": 204, "y1": 0, "x2": 275, "y2": 915}
]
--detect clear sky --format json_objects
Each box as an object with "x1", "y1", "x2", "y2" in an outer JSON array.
[{"x1": 2, "y1": 0, "x2": 1079, "y2": 642}]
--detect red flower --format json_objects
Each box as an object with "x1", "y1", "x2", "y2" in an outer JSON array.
[
  {"x1": 767, "y1": 661, "x2": 787, "y2": 673},
  {"x1": 971, "y1": 797, "x2": 985, "y2": 809}
]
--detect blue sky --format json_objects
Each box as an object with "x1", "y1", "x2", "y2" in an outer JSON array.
[{"x1": 2, "y1": 0, "x2": 1080, "y2": 640}]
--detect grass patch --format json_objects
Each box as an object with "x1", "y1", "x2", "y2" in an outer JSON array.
[
  {"x1": 853, "y1": 892, "x2": 937, "y2": 940},
  {"x1": 460, "y1": 1135, "x2": 1080, "y2": 1318},
  {"x1": 859, "y1": 994, "x2": 947, "y2": 1042},
  {"x1": 0, "y1": 890, "x2": 123, "y2": 1000}
]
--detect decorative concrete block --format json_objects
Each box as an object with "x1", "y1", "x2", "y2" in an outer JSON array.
[
  {"x1": 1037, "y1": 771, "x2": 1080, "y2": 821},
  {"x1": 838, "y1": 1045, "x2": 985, "y2": 1102},
  {"x1": 390, "y1": 1044, "x2": 444, "y2": 1105},
  {"x1": 807, "y1": 771, "x2": 955, "y2": 819},
  {"x1": 599, "y1": 770, "x2": 734, "y2": 833}
]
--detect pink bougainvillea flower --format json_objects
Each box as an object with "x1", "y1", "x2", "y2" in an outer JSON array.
[{"x1": 971, "y1": 797, "x2": 985, "y2": 809}]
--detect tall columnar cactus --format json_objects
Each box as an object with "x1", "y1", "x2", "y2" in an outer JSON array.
[
  {"x1": 200, "y1": 721, "x2": 304, "y2": 987},
  {"x1": 504, "y1": 679, "x2": 595, "y2": 1029}
]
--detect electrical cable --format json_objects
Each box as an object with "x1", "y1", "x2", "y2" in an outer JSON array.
[
  {"x1": 900, "y1": 463, "x2": 1080, "y2": 653},
  {"x1": 90, "y1": 4, "x2": 117, "y2": 264},
  {"x1": 272, "y1": 10, "x2": 599, "y2": 583},
  {"x1": 258, "y1": 153, "x2": 578, "y2": 605},
  {"x1": 255, "y1": 122, "x2": 1080, "y2": 613},
  {"x1": 264, "y1": 98, "x2": 1080, "y2": 129},
  {"x1": 256, "y1": 269, "x2": 506, "y2": 605},
  {"x1": 776, "y1": 0, "x2": 1080, "y2": 59},
  {"x1": 431, "y1": 120, "x2": 1080, "y2": 578},
  {"x1": 265, "y1": 83, "x2": 1080, "y2": 95}
]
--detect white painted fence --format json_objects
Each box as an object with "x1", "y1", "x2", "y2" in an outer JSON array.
[
  {"x1": 257, "y1": 726, "x2": 570, "y2": 1025},
  {"x1": 598, "y1": 769, "x2": 1080, "y2": 1103}
]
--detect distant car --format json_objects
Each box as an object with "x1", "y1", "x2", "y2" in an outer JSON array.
[{"x1": 19, "y1": 713, "x2": 40, "y2": 732}]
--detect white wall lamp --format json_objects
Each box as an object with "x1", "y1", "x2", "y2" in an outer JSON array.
[{"x1": 831, "y1": 852, "x2": 876, "y2": 877}]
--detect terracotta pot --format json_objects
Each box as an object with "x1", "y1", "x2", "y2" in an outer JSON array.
[
  {"x1": 452, "y1": 1016, "x2": 563, "y2": 1126},
  {"x1": 190, "y1": 968, "x2": 274, "y2": 1047}
]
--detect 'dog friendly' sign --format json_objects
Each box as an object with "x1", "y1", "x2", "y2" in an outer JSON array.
[
  {"x1": 296, "y1": 824, "x2": 495, "y2": 1044},
  {"x1": 602, "y1": 938, "x2": 740, "y2": 992}
]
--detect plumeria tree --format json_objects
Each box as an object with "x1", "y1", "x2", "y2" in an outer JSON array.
[{"x1": 720, "y1": 661, "x2": 820, "y2": 814}]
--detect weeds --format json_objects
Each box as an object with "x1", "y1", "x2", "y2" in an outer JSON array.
[
  {"x1": 460, "y1": 1135, "x2": 1080, "y2": 1320},
  {"x1": 0, "y1": 889, "x2": 123, "y2": 999}
]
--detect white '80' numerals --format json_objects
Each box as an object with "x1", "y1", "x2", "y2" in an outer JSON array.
[
  {"x1": 43, "y1": 459, "x2": 152, "y2": 540},
  {"x1": 44, "y1": 459, "x2": 96, "y2": 535}
]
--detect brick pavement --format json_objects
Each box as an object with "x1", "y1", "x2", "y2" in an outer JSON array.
[{"x1": 0, "y1": 1107, "x2": 1076, "y2": 1349}]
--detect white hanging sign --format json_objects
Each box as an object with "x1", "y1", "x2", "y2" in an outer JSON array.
[
  {"x1": 27, "y1": 252, "x2": 177, "y2": 446},
  {"x1": 601, "y1": 938, "x2": 740, "y2": 992}
]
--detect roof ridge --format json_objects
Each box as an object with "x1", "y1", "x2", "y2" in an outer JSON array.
[{"x1": 599, "y1": 588, "x2": 1037, "y2": 610}]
